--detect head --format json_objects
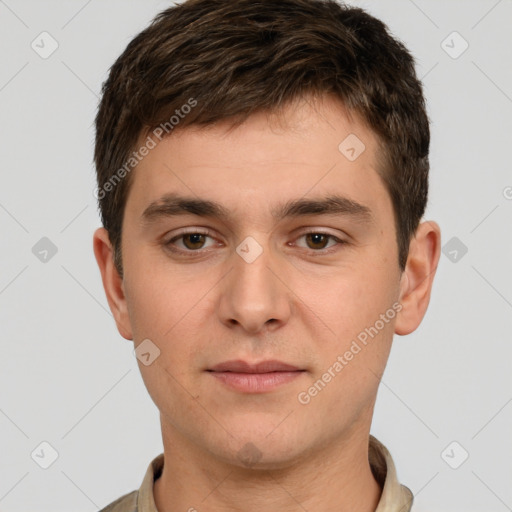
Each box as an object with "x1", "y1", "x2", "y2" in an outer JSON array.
[{"x1": 94, "y1": 0, "x2": 440, "y2": 468}]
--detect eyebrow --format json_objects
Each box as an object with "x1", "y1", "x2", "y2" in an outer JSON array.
[{"x1": 141, "y1": 192, "x2": 374, "y2": 225}]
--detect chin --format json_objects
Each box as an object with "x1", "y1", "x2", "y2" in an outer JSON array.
[{"x1": 209, "y1": 425, "x2": 307, "y2": 470}]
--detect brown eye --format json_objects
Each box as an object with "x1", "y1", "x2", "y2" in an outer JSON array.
[
  {"x1": 165, "y1": 231, "x2": 217, "y2": 253},
  {"x1": 294, "y1": 231, "x2": 346, "y2": 254},
  {"x1": 181, "y1": 233, "x2": 207, "y2": 250},
  {"x1": 305, "y1": 233, "x2": 330, "y2": 250}
]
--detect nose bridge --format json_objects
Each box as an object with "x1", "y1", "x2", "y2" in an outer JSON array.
[{"x1": 218, "y1": 237, "x2": 290, "y2": 332}]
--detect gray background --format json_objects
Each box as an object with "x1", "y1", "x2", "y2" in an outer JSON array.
[{"x1": 1, "y1": 0, "x2": 511, "y2": 510}]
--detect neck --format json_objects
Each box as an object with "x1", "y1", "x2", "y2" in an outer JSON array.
[{"x1": 154, "y1": 422, "x2": 382, "y2": 512}]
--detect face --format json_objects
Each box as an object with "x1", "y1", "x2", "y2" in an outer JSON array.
[{"x1": 95, "y1": 94, "x2": 437, "y2": 469}]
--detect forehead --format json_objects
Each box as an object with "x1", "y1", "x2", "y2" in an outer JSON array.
[{"x1": 125, "y1": 94, "x2": 392, "y2": 228}]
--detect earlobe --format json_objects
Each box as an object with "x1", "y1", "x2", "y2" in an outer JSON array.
[
  {"x1": 395, "y1": 221, "x2": 441, "y2": 336},
  {"x1": 93, "y1": 227, "x2": 133, "y2": 340}
]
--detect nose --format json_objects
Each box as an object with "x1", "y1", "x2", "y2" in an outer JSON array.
[{"x1": 217, "y1": 240, "x2": 291, "y2": 334}]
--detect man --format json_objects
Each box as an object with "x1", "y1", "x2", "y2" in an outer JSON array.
[{"x1": 93, "y1": 0, "x2": 441, "y2": 510}]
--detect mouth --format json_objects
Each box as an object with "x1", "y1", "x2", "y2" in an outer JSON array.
[
  {"x1": 206, "y1": 359, "x2": 306, "y2": 393},
  {"x1": 208, "y1": 359, "x2": 303, "y2": 373}
]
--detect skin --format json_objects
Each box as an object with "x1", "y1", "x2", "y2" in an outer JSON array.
[{"x1": 94, "y1": 94, "x2": 441, "y2": 512}]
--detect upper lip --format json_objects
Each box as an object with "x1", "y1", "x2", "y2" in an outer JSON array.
[{"x1": 208, "y1": 359, "x2": 302, "y2": 373}]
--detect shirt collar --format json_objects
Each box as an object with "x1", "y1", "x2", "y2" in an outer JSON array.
[
  {"x1": 136, "y1": 435, "x2": 413, "y2": 512},
  {"x1": 369, "y1": 435, "x2": 414, "y2": 512}
]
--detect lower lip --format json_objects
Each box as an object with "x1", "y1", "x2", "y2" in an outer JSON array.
[{"x1": 209, "y1": 371, "x2": 304, "y2": 393}]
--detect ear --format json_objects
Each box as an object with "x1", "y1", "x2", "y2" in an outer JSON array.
[
  {"x1": 93, "y1": 227, "x2": 133, "y2": 340},
  {"x1": 395, "y1": 220, "x2": 441, "y2": 336}
]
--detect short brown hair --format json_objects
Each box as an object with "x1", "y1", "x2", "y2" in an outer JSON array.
[{"x1": 94, "y1": 0, "x2": 430, "y2": 275}]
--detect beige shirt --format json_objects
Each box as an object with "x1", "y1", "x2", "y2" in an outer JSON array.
[{"x1": 100, "y1": 435, "x2": 413, "y2": 512}]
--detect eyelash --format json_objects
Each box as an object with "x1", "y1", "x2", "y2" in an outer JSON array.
[{"x1": 164, "y1": 229, "x2": 347, "y2": 256}]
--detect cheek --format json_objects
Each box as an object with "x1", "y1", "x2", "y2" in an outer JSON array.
[
  {"x1": 300, "y1": 271, "x2": 399, "y2": 414},
  {"x1": 302, "y1": 262, "x2": 399, "y2": 344},
  {"x1": 124, "y1": 263, "x2": 205, "y2": 336},
  {"x1": 123, "y1": 270, "x2": 207, "y2": 416},
  {"x1": 123, "y1": 265, "x2": 216, "y2": 384}
]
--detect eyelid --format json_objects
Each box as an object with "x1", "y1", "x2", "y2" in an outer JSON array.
[{"x1": 296, "y1": 227, "x2": 345, "y2": 238}]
